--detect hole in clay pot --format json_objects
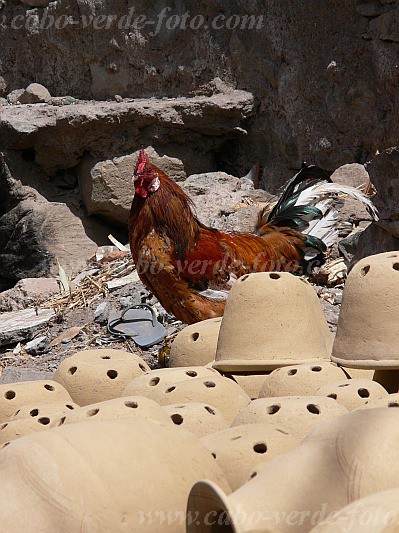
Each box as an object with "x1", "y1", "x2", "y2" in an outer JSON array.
[
  {"x1": 358, "y1": 388, "x2": 370, "y2": 398},
  {"x1": 14, "y1": 410, "x2": 20, "y2": 416},
  {"x1": 250, "y1": 471, "x2": 257, "y2": 479},
  {"x1": 150, "y1": 377, "x2": 160, "y2": 386},
  {"x1": 139, "y1": 364, "x2": 147, "y2": 372},
  {"x1": 166, "y1": 387, "x2": 176, "y2": 393},
  {"x1": 204, "y1": 381, "x2": 216, "y2": 388},
  {"x1": 87, "y1": 408, "x2": 100, "y2": 417},
  {"x1": 186, "y1": 371, "x2": 198, "y2": 377},
  {"x1": 125, "y1": 401, "x2": 138, "y2": 409},
  {"x1": 1, "y1": 442, "x2": 10, "y2": 449},
  {"x1": 267, "y1": 405, "x2": 281, "y2": 415},
  {"x1": 171, "y1": 413, "x2": 184, "y2": 425},
  {"x1": 241, "y1": 275, "x2": 249, "y2": 282},
  {"x1": 0, "y1": 423, "x2": 8, "y2": 430},
  {"x1": 338, "y1": 383, "x2": 350, "y2": 387},
  {"x1": 107, "y1": 370, "x2": 118, "y2": 379},
  {"x1": 311, "y1": 366, "x2": 322, "y2": 372},
  {"x1": 253, "y1": 443, "x2": 267, "y2": 454},
  {"x1": 68, "y1": 367, "x2": 77, "y2": 375},
  {"x1": 389, "y1": 402, "x2": 399, "y2": 407},
  {"x1": 328, "y1": 393, "x2": 338, "y2": 400},
  {"x1": 393, "y1": 263, "x2": 399, "y2": 271},
  {"x1": 211, "y1": 452, "x2": 217, "y2": 459},
  {"x1": 101, "y1": 355, "x2": 111, "y2": 359},
  {"x1": 269, "y1": 273, "x2": 280, "y2": 280},
  {"x1": 231, "y1": 436, "x2": 242, "y2": 441},
  {"x1": 58, "y1": 417, "x2": 66, "y2": 426},
  {"x1": 4, "y1": 391, "x2": 15, "y2": 400},
  {"x1": 361, "y1": 265, "x2": 370, "y2": 276},
  {"x1": 287, "y1": 369, "x2": 297, "y2": 376},
  {"x1": 44, "y1": 384, "x2": 55, "y2": 391},
  {"x1": 38, "y1": 417, "x2": 50, "y2": 425},
  {"x1": 307, "y1": 404, "x2": 320, "y2": 415},
  {"x1": 30, "y1": 409, "x2": 39, "y2": 417},
  {"x1": 204, "y1": 406, "x2": 215, "y2": 415},
  {"x1": 66, "y1": 405, "x2": 74, "y2": 410},
  {"x1": 191, "y1": 333, "x2": 200, "y2": 342}
]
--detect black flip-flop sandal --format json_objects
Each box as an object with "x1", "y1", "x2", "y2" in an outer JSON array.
[{"x1": 107, "y1": 304, "x2": 167, "y2": 349}]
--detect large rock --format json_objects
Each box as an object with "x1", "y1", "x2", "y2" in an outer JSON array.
[
  {"x1": 0, "y1": 153, "x2": 112, "y2": 283},
  {"x1": 19, "y1": 83, "x2": 51, "y2": 104},
  {"x1": 366, "y1": 147, "x2": 399, "y2": 221},
  {"x1": 0, "y1": 278, "x2": 59, "y2": 312},
  {"x1": 78, "y1": 147, "x2": 186, "y2": 225},
  {"x1": 0, "y1": 89, "x2": 254, "y2": 174}
]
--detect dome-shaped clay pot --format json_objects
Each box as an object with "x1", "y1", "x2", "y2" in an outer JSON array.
[
  {"x1": 201, "y1": 423, "x2": 298, "y2": 491},
  {"x1": 187, "y1": 408, "x2": 399, "y2": 533},
  {"x1": 222, "y1": 372, "x2": 271, "y2": 400},
  {"x1": 309, "y1": 489, "x2": 399, "y2": 533},
  {"x1": 122, "y1": 366, "x2": 218, "y2": 398},
  {"x1": 259, "y1": 362, "x2": 348, "y2": 398},
  {"x1": 332, "y1": 253, "x2": 399, "y2": 369},
  {"x1": 0, "y1": 380, "x2": 72, "y2": 423},
  {"x1": 163, "y1": 403, "x2": 228, "y2": 437},
  {"x1": 0, "y1": 418, "x2": 230, "y2": 532},
  {"x1": 232, "y1": 396, "x2": 347, "y2": 442},
  {"x1": 53, "y1": 349, "x2": 150, "y2": 406},
  {"x1": 146, "y1": 375, "x2": 250, "y2": 423},
  {"x1": 51, "y1": 396, "x2": 170, "y2": 428},
  {"x1": 11, "y1": 402, "x2": 78, "y2": 421},
  {"x1": 316, "y1": 379, "x2": 388, "y2": 411},
  {"x1": 169, "y1": 318, "x2": 222, "y2": 367},
  {"x1": 0, "y1": 415, "x2": 55, "y2": 446},
  {"x1": 214, "y1": 272, "x2": 332, "y2": 371},
  {"x1": 356, "y1": 392, "x2": 399, "y2": 410}
]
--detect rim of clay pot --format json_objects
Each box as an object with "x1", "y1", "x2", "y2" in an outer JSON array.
[
  {"x1": 187, "y1": 480, "x2": 239, "y2": 533},
  {"x1": 331, "y1": 355, "x2": 399, "y2": 370},
  {"x1": 213, "y1": 358, "x2": 329, "y2": 372}
]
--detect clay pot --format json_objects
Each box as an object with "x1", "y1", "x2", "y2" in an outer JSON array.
[
  {"x1": 332, "y1": 252, "x2": 399, "y2": 369},
  {"x1": 51, "y1": 396, "x2": 171, "y2": 428},
  {"x1": 316, "y1": 379, "x2": 388, "y2": 410},
  {"x1": 259, "y1": 362, "x2": 348, "y2": 398},
  {"x1": 163, "y1": 403, "x2": 229, "y2": 437},
  {"x1": 214, "y1": 272, "x2": 332, "y2": 371},
  {"x1": 0, "y1": 416, "x2": 54, "y2": 446},
  {"x1": 187, "y1": 408, "x2": 399, "y2": 533},
  {"x1": 169, "y1": 318, "x2": 222, "y2": 367},
  {"x1": 11, "y1": 402, "x2": 78, "y2": 420},
  {"x1": 223, "y1": 372, "x2": 272, "y2": 400},
  {"x1": 0, "y1": 417, "x2": 230, "y2": 532},
  {"x1": 201, "y1": 423, "x2": 298, "y2": 491},
  {"x1": 232, "y1": 396, "x2": 347, "y2": 442},
  {"x1": 310, "y1": 489, "x2": 399, "y2": 532},
  {"x1": 146, "y1": 375, "x2": 251, "y2": 423},
  {"x1": 53, "y1": 349, "x2": 150, "y2": 406},
  {"x1": 0, "y1": 380, "x2": 72, "y2": 423},
  {"x1": 357, "y1": 393, "x2": 399, "y2": 410},
  {"x1": 122, "y1": 366, "x2": 218, "y2": 397}
]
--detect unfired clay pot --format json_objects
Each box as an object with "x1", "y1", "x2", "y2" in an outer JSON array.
[
  {"x1": 232, "y1": 396, "x2": 347, "y2": 443},
  {"x1": 0, "y1": 380, "x2": 72, "y2": 423},
  {"x1": 51, "y1": 396, "x2": 171, "y2": 427},
  {"x1": 0, "y1": 416, "x2": 54, "y2": 446},
  {"x1": 146, "y1": 375, "x2": 251, "y2": 423},
  {"x1": 309, "y1": 489, "x2": 399, "y2": 532},
  {"x1": 53, "y1": 349, "x2": 150, "y2": 405},
  {"x1": 332, "y1": 252, "x2": 399, "y2": 369},
  {"x1": 214, "y1": 272, "x2": 332, "y2": 371},
  {"x1": 169, "y1": 318, "x2": 222, "y2": 367},
  {"x1": 12, "y1": 402, "x2": 78, "y2": 421},
  {"x1": 259, "y1": 362, "x2": 348, "y2": 398},
  {"x1": 0, "y1": 417, "x2": 230, "y2": 532},
  {"x1": 122, "y1": 366, "x2": 218, "y2": 397},
  {"x1": 356, "y1": 393, "x2": 399, "y2": 410},
  {"x1": 187, "y1": 408, "x2": 399, "y2": 533},
  {"x1": 201, "y1": 423, "x2": 298, "y2": 491},
  {"x1": 223, "y1": 372, "x2": 272, "y2": 400},
  {"x1": 316, "y1": 379, "x2": 388, "y2": 410},
  {"x1": 163, "y1": 403, "x2": 229, "y2": 437}
]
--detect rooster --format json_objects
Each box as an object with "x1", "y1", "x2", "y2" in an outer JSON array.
[{"x1": 129, "y1": 148, "x2": 377, "y2": 324}]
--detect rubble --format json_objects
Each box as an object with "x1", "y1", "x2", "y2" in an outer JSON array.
[{"x1": 0, "y1": 308, "x2": 55, "y2": 347}]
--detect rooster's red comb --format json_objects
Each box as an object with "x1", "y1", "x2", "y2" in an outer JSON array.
[{"x1": 134, "y1": 146, "x2": 149, "y2": 175}]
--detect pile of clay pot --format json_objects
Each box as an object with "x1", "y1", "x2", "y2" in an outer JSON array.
[{"x1": 1, "y1": 252, "x2": 399, "y2": 532}]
